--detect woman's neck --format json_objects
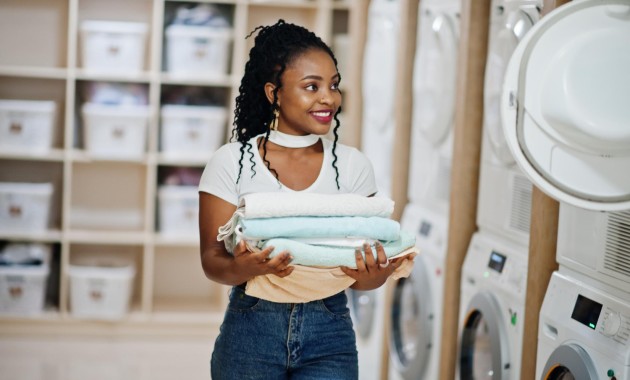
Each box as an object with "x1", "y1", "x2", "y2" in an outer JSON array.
[{"x1": 267, "y1": 129, "x2": 320, "y2": 148}]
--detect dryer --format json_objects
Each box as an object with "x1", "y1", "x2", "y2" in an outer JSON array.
[
  {"x1": 347, "y1": 287, "x2": 387, "y2": 380},
  {"x1": 407, "y1": 0, "x2": 461, "y2": 210},
  {"x1": 501, "y1": 0, "x2": 630, "y2": 212},
  {"x1": 477, "y1": 0, "x2": 542, "y2": 246},
  {"x1": 361, "y1": 0, "x2": 401, "y2": 199},
  {"x1": 556, "y1": 204, "x2": 630, "y2": 294},
  {"x1": 389, "y1": 203, "x2": 448, "y2": 380},
  {"x1": 537, "y1": 268, "x2": 630, "y2": 379},
  {"x1": 458, "y1": 231, "x2": 528, "y2": 380}
]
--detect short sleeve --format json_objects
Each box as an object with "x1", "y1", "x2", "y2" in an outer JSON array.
[
  {"x1": 198, "y1": 144, "x2": 239, "y2": 205},
  {"x1": 347, "y1": 148, "x2": 378, "y2": 196}
]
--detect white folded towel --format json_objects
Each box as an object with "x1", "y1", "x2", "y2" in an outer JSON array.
[
  {"x1": 217, "y1": 192, "x2": 395, "y2": 250},
  {"x1": 237, "y1": 192, "x2": 394, "y2": 219}
]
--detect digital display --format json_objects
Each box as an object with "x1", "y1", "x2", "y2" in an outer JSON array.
[
  {"x1": 571, "y1": 294, "x2": 602, "y2": 330},
  {"x1": 419, "y1": 221, "x2": 432, "y2": 237},
  {"x1": 487, "y1": 251, "x2": 507, "y2": 273}
]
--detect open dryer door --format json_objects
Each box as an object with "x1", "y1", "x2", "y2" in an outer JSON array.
[
  {"x1": 484, "y1": 2, "x2": 539, "y2": 165},
  {"x1": 501, "y1": 0, "x2": 630, "y2": 211}
]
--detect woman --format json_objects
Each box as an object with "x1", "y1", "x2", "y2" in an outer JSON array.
[{"x1": 198, "y1": 20, "x2": 406, "y2": 379}]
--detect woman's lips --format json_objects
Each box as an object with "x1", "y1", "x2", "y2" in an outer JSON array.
[{"x1": 310, "y1": 110, "x2": 333, "y2": 123}]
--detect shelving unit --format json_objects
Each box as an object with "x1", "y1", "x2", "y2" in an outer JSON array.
[{"x1": 0, "y1": 0, "x2": 361, "y2": 336}]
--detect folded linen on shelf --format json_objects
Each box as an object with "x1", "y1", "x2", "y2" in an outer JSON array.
[{"x1": 245, "y1": 246, "x2": 419, "y2": 303}]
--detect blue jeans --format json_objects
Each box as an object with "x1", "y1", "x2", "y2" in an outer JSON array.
[{"x1": 210, "y1": 286, "x2": 358, "y2": 380}]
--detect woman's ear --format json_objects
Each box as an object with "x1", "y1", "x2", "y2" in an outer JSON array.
[{"x1": 264, "y1": 82, "x2": 279, "y2": 106}]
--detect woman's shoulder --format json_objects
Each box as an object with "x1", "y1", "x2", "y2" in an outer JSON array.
[{"x1": 210, "y1": 139, "x2": 250, "y2": 161}]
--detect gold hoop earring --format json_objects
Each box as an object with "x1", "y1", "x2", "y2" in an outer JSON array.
[{"x1": 270, "y1": 109, "x2": 279, "y2": 131}]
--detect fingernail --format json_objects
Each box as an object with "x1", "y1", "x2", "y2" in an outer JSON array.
[{"x1": 355, "y1": 248, "x2": 361, "y2": 255}]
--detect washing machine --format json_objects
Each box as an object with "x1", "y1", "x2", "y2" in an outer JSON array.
[
  {"x1": 388, "y1": 203, "x2": 448, "y2": 380},
  {"x1": 457, "y1": 231, "x2": 528, "y2": 380},
  {"x1": 477, "y1": 0, "x2": 542, "y2": 246},
  {"x1": 361, "y1": 0, "x2": 400, "y2": 199},
  {"x1": 537, "y1": 267, "x2": 630, "y2": 379},
  {"x1": 347, "y1": 287, "x2": 387, "y2": 380},
  {"x1": 407, "y1": 0, "x2": 461, "y2": 209}
]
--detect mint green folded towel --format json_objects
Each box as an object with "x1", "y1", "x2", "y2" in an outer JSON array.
[
  {"x1": 256, "y1": 231, "x2": 416, "y2": 268},
  {"x1": 241, "y1": 216, "x2": 400, "y2": 241}
]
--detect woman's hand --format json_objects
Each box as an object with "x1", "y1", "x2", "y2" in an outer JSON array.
[
  {"x1": 232, "y1": 240, "x2": 294, "y2": 281},
  {"x1": 340, "y1": 242, "x2": 406, "y2": 290}
]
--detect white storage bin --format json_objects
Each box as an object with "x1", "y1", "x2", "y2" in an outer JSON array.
[
  {"x1": 0, "y1": 100, "x2": 56, "y2": 154},
  {"x1": 80, "y1": 20, "x2": 148, "y2": 74},
  {"x1": 165, "y1": 24, "x2": 232, "y2": 77},
  {"x1": 68, "y1": 259, "x2": 135, "y2": 320},
  {"x1": 0, "y1": 182, "x2": 53, "y2": 233},
  {"x1": 0, "y1": 243, "x2": 51, "y2": 316},
  {"x1": 82, "y1": 103, "x2": 149, "y2": 160},
  {"x1": 158, "y1": 185, "x2": 198, "y2": 236},
  {"x1": 160, "y1": 105, "x2": 227, "y2": 158}
]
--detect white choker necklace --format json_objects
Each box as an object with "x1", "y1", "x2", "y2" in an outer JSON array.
[{"x1": 268, "y1": 130, "x2": 320, "y2": 148}]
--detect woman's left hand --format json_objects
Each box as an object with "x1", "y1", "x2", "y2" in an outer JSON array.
[{"x1": 340, "y1": 242, "x2": 405, "y2": 290}]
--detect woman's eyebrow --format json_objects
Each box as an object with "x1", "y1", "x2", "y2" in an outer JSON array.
[{"x1": 300, "y1": 73, "x2": 341, "y2": 81}]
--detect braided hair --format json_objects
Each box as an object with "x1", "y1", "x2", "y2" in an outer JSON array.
[{"x1": 232, "y1": 19, "x2": 342, "y2": 189}]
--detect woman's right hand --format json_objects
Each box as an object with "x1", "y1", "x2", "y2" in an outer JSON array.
[{"x1": 232, "y1": 240, "x2": 294, "y2": 280}]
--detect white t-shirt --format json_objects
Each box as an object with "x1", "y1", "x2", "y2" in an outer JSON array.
[{"x1": 199, "y1": 135, "x2": 378, "y2": 205}]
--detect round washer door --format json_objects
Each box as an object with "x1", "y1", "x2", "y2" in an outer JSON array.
[
  {"x1": 541, "y1": 344, "x2": 599, "y2": 379},
  {"x1": 348, "y1": 289, "x2": 376, "y2": 339},
  {"x1": 459, "y1": 291, "x2": 511, "y2": 380},
  {"x1": 412, "y1": 8, "x2": 459, "y2": 146},
  {"x1": 389, "y1": 256, "x2": 434, "y2": 380},
  {"x1": 484, "y1": 8, "x2": 537, "y2": 165},
  {"x1": 501, "y1": 0, "x2": 630, "y2": 211}
]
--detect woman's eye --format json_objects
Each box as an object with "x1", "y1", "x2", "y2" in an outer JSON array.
[
  {"x1": 331, "y1": 82, "x2": 340, "y2": 90},
  {"x1": 305, "y1": 84, "x2": 317, "y2": 91}
]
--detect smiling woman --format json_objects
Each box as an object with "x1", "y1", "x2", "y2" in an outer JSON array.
[{"x1": 196, "y1": 19, "x2": 410, "y2": 380}]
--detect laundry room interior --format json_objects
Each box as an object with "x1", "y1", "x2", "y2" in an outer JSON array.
[{"x1": 0, "y1": 0, "x2": 628, "y2": 379}]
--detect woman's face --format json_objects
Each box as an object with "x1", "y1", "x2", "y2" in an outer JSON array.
[{"x1": 272, "y1": 48, "x2": 342, "y2": 136}]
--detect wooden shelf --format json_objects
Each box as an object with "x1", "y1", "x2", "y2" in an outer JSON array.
[
  {"x1": 0, "y1": 149, "x2": 65, "y2": 162},
  {"x1": 69, "y1": 149, "x2": 150, "y2": 165},
  {"x1": 67, "y1": 230, "x2": 147, "y2": 245},
  {"x1": 247, "y1": 0, "x2": 319, "y2": 9},
  {"x1": 75, "y1": 69, "x2": 153, "y2": 83},
  {"x1": 0, "y1": 230, "x2": 63, "y2": 243},
  {"x1": 0, "y1": 66, "x2": 68, "y2": 80},
  {"x1": 0, "y1": 0, "x2": 360, "y2": 332},
  {"x1": 153, "y1": 234, "x2": 200, "y2": 247},
  {"x1": 160, "y1": 73, "x2": 236, "y2": 87}
]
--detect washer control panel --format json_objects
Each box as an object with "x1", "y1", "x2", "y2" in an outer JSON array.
[{"x1": 599, "y1": 307, "x2": 630, "y2": 345}]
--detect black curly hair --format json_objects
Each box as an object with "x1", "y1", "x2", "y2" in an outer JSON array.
[{"x1": 232, "y1": 19, "x2": 342, "y2": 189}]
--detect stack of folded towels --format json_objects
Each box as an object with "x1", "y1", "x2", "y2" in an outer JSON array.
[{"x1": 217, "y1": 192, "x2": 418, "y2": 303}]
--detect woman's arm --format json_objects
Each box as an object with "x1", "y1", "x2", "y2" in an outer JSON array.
[{"x1": 199, "y1": 192, "x2": 294, "y2": 286}]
